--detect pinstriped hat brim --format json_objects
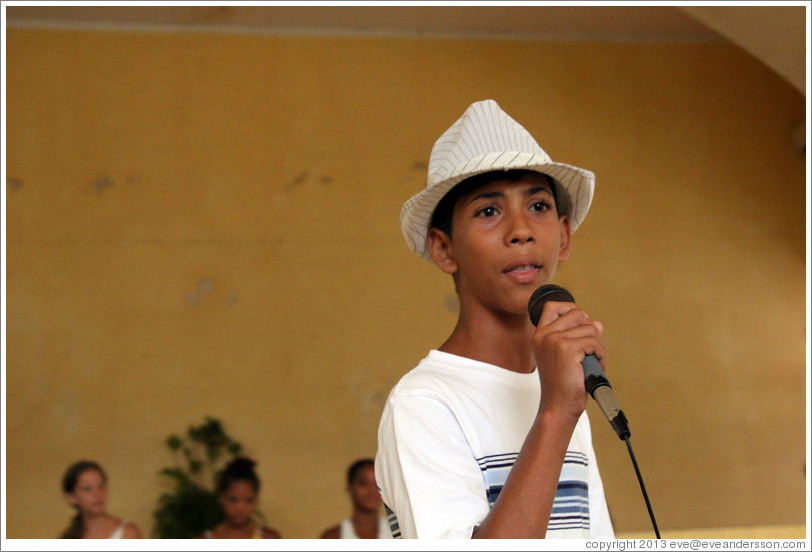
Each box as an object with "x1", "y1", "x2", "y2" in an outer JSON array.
[{"x1": 400, "y1": 100, "x2": 595, "y2": 260}]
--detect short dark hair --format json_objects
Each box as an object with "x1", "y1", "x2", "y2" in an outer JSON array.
[
  {"x1": 217, "y1": 456, "x2": 260, "y2": 494},
  {"x1": 429, "y1": 170, "x2": 560, "y2": 239},
  {"x1": 347, "y1": 458, "x2": 374, "y2": 486}
]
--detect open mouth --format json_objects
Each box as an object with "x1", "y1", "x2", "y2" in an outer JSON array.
[
  {"x1": 504, "y1": 264, "x2": 540, "y2": 274},
  {"x1": 503, "y1": 262, "x2": 542, "y2": 284},
  {"x1": 503, "y1": 258, "x2": 542, "y2": 274}
]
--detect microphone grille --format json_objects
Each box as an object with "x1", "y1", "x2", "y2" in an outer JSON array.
[{"x1": 528, "y1": 284, "x2": 575, "y2": 326}]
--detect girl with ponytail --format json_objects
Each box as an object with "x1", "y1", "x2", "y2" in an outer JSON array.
[{"x1": 60, "y1": 460, "x2": 141, "y2": 539}]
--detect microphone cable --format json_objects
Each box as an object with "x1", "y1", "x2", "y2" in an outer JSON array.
[{"x1": 624, "y1": 435, "x2": 660, "y2": 539}]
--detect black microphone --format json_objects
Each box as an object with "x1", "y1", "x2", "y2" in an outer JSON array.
[{"x1": 528, "y1": 284, "x2": 631, "y2": 440}]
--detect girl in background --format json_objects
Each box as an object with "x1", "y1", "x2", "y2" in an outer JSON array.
[
  {"x1": 319, "y1": 458, "x2": 391, "y2": 539},
  {"x1": 202, "y1": 457, "x2": 281, "y2": 538},
  {"x1": 61, "y1": 460, "x2": 141, "y2": 539}
]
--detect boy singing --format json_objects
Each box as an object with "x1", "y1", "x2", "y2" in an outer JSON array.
[{"x1": 375, "y1": 99, "x2": 614, "y2": 539}]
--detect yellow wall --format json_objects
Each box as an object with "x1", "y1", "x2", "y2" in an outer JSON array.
[{"x1": 5, "y1": 28, "x2": 807, "y2": 539}]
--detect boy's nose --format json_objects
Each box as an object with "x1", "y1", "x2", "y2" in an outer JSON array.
[{"x1": 506, "y1": 214, "x2": 535, "y2": 245}]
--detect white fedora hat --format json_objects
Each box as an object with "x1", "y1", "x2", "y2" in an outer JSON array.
[{"x1": 400, "y1": 99, "x2": 595, "y2": 260}]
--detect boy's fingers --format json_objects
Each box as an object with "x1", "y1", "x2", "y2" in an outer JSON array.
[{"x1": 537, "y1": 300, "x2": 578, "y2": 326}]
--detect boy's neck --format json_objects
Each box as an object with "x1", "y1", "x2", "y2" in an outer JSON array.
[{"x1": 439, "y1": 310, "x2": 535, "y2": 374}]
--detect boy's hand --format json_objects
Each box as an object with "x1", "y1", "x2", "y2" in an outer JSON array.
[{"x1": 531, "y1": 300, "x2": 607, "y2": 421}]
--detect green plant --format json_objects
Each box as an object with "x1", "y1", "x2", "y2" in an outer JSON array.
[{"x1": 152, "y1": 416, "x2": 244, "y2": 538}]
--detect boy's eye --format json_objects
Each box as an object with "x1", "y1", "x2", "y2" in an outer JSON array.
[
  {"x1": 475, "y1": 205, "x2": 498, "y2": 218},
  {"x1": 530, "y1": 200, "x2": 552, "y2": 212}
]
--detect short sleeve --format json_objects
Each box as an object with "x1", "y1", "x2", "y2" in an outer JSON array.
[{"x1": 375, "y1": 392, "x2": 489, "y2": 539}]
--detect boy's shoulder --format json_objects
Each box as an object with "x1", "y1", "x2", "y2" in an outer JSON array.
[
  {"x1": 387, "y1": 350, "x2": 471, "y2": 398},
  {"x1": 387, "y1": 350, "x2": 530, "y2": 401}
]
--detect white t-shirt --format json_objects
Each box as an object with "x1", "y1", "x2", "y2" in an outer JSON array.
[
  {"x1": 375, "y1": 350, "x2": 615, "y2": 539},
  {"x1": 339, "y1": 517, "x2": 393, "y2": 539}
]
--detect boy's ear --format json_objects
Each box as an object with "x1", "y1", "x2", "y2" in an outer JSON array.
[
  {"x1": 427, "y1": 227, "x2": 458, "y2": 275},
  {"x1": 558, "y1": 215, "x2": 572, "y2": 262},
  {"x1": 65, "y1": 493, "x2": 78, "y2": 508}
]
